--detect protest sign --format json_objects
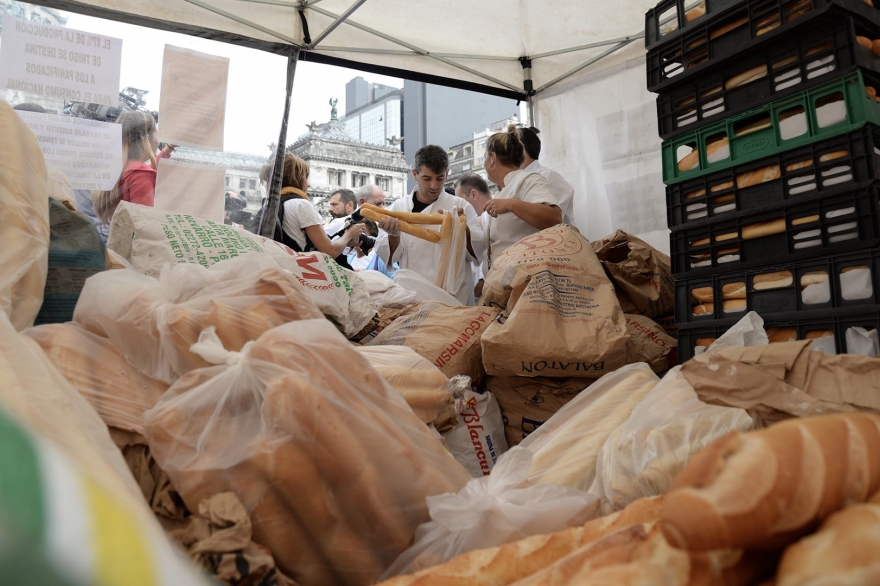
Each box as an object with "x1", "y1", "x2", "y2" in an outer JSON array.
[
  {"x1": 154, "y1": 158, "x2": 226, "y2": 223},
  {"x1": 158, "y1": 45, "x2": 228, "y2": 151},
  {"x1": 0, "y1": 15, "x2": 122, "y2": 107},
  {"x1": 16, "y1": 110, "x2": 123, "y2": 191}
]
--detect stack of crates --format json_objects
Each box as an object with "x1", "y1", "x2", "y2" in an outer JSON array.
[{"x1": 645, "y1": 0, "x2": 880, "y2": 361}]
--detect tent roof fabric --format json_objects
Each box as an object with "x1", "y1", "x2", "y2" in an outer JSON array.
[{"x1": 39, "y1": 0, "x2": 659, "y2": 98}]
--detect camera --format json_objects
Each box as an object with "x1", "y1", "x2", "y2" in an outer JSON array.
[{"x1": 333, "y1": 208, "x2": 376, "y2": 253}]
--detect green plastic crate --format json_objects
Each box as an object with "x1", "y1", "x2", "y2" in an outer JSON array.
[{"x1": 662, "y1": 70, "x2": 880, "y2": 185}]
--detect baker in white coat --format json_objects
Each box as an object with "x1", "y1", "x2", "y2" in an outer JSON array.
[
  {"x1": 376, "y1": 145, "x2": 485, "y2": 305},
  {"x1": 454, "y1": 172, "x2": 493, "y2": 299},
  {"x1": 519, "y1": 126, "x2": 575, "y2": 225}
]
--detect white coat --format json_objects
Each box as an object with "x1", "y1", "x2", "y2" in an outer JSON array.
[{"x1": 524, "y1": 159, "x2": 575, "y2": 225}]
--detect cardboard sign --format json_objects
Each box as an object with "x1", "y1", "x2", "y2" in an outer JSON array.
[
  {"x1": 0, "y1": 15, "x2": 122, "y2": 107},
  {"x1": 158, "y1": 45, "x2": 228, "y2": 151},
  {"x1": 154, "y1": 158, "x2": 225, "y2": 223},
  {"x1": 16, "y1": 110, "x2": 123, "y2": 191}
]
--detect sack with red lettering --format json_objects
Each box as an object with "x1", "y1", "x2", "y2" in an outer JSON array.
[
  {"x1": 364, "y1": 302, "x2": 500, "y2": 387},
  {"x1": 379, "y1": 446, "x2": 600, "y2": 581},
  {"x1": 107, "y1": 201, "x2": 375, "y2": 337},
  {"x1": 624, "y1": 314, "x2": 678, "y2": 374},
  {"x1": 73, "y1": 253, "x2": 324, "y2": 384},
  {"x1": 441, "y1": 378, "x2": 508, "y2": 477}
]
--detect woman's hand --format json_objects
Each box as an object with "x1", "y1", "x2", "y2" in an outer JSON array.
[
  {"x1": 484, "y1": 198, "x2": 517, "y2": 218},
  {"x1": 345, "y1": 223, "x2": 366, "y2": 246}
]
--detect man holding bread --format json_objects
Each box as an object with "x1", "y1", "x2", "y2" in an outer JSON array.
[{"x1": 375, "y1": 145, "x2": 485, "y2": 305}]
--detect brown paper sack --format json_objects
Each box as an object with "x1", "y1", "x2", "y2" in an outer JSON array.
[
  {"x1": 625, "y1": 314, "x2": 678, "y2": 374},
  {"x1": 487, "y1": 376, "x2": 594, "y2": 447},
  {"x1": 480, "y1": 225, "x2": 629, "y2": 378},
  {"x1": 680, "y1": 340, "x2": 880, "y2": 425},
  {"x1": 592, "y1": 230, "x2": 675, "y2": 319},
  {"x1": 365, "y1": 302, "x2": 500, "y2": 388}
]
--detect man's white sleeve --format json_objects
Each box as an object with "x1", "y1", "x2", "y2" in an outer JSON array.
[{"x1": 464, "y1": 203, "x2": 485, "y2": 265}]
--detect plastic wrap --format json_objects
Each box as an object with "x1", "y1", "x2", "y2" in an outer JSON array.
[
  {"x1": 74, "y1": 253, "x2": 323, "y2": 383},
  {"x1": 0, "y1": 311, "x2": 210, "y2": 585},
  {"x1": 590, "y1": 367, "x2": 753, "y2": 514},
  {"x1": 519, "y1": 363, "x2": 660, "y2": 491},
  {"x1": 357, "y1": 270, "x2": 420, "y2": 309},
  {"x1": 0, "y1": 102, "x2": 49, "y2": 331},
  {"x1": 379, "y1": 447, "x2": 600, "y2": 581},
  {"x1": 24, "y1": 323, "x2": 168, "y2": 435},
  {"x1": 393, "y1": 269, "x2": 461, "y2": 306},
  {"x1": 357, "y1": 345, "x2": 455, "y2": 429},
  {"x1": 435, "y1": 209, "x2": 469, "y2": 298},
  {"x1": 702, "y1": 311, "x2": 769, "y2": 354},
  {"x1": 144, "y1": 320, "x2": 471, "y2": 586}
]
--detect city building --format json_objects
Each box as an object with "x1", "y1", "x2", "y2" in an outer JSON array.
[
  {"x1": 342, "y1": 77, "x2": 403, "y2": 148},
  {"x1": 290, "y1": 99, "x2": 410, "y2": 218},
  {"x1": 445, "y1": 116, "x2": 523, "y2": 193},
  {"x1": 403, "y1": 80, "x2": 520, "y2": 188}
]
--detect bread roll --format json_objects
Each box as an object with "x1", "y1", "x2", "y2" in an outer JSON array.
[
  {"x1": 695, "y1": 338, "x2": 715, "y2": 348},
  {"x1": 805, "y1": 330, "x2": 833, "y2": 339},
  {"x1": 792, "y1": 215, "x2": 818, "y2": 226},
  {"x1": 736, "y1": 165, "x2": 780, "y2": 188},
  {"x1": 722, "y1": 299, "x2": 747, "y2": 312},
  {"x1": 766, "y1": 327, "x2": 797, "y2": 343},
  {"x1": 741, "y1": 218, "x2": 785, "y2": 240},
  {"x1": 722, "y1": 282, "x2": 746, "y2": 299},
  {"x1": 857, "y1": 36, "x2": 873, "y2": 50},
  {"x1": 754, "y1": 271, "x2": 793, "y2": 290},
  {"x1": 692, "y1": 303, "x2": 714, "y2": 316},
  {"x1": 841, "y1": 264, "x2": 869, "y2": 274},
  {"x1": 691, "y1": 287, "x2": 714, "y2": 303},
  {"x1": 725, "y1": 65, "x2": 768, "y2": 91},
  {"x1": 800, "y1": 271, "x2": 828, "y2": 287},
  {"x1": 661, "y1": 413, "x2": 880, "y2": 552},
  {"x1": 776, "y1": 502, "x2": 880, "y2": 586}
]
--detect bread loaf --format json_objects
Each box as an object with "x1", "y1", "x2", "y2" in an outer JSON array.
[
  {"x1": 792, "y1": 214, "x2": 818, "y2": 226},
  {"x1": 716, "y1": 232, "x2": 738, "y2": 242},
  {"x1": 660, "y1": 413, "x2": 880, "y2": 552},
  {"x1": 686, "y1": 3, "x2": 706, "y2": 21},
  {"x1": 819, "y1": 151, "x2": 849, "y2": 164},
  {"x1": 710, "y1": 181, "x2": 734, "y2": 193},
  {"x1": 800, "y1": 271, "x2": 828, "y2": 287},
  {"x1": 686, "y1": 189, "x2": 707, "y2": 200},
  {"x1": 377, "y1": 497, "x2": 665, "y2": 586},
  {"x1": 695, "y1": 338, "x2": 715, "y2": 348},
  {"x1": 857, "y1": 36, "x2": 873, "y2": 50},
  {"x1": 736, "y1": 116, "x2": 772, "y2": 137},
  {"x1": 693, "y1": 303, "x2": 714, "y2": 316},
  {"x1": 766, "y1": 327, "x2": 797, "y2": 343},
  {"x1": 742, "y1": 218, "x2": 785, "y2": 240},
  {"x1": 691, "y1": 287, "x2": 714, "y2": 303},
  {"x1": 691, "y1": 237, "x2": 710, "y2": 247},
  {"x1": 776, "y1": 502, "x2": 880, "y2": 585},
  {"x1": 679, "y1": 137, "x2": 729, "y2": 173},
  {"x1": 725, "y1": 65, "x2": 768, "y2": 91},
  {"x1": 722, "y1": 282, "x2": 746, "y2": 299},
  {"x1": 736, "y1": 165, "x2": 780, "y2": 188},
  {"x1": 754, "y1": 271, "x2": 792, "y2": 290}
]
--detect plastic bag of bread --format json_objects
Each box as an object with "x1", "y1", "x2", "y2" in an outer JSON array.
[
  {"x1": 108, "y1": 200, "x2": 376, "y2": 337},
  {"x1": 379, "y1": 447, "x2": 601, "y2": 582},
  {"x1": 357, "y1": 345, "x2": 455, "y2": 430},
  {"x1": 144, "y1": 320, "x2": 471, "y2": 586},
  {"x1": 74, "y1": 253, "x2": 323, "y2": 383},
  {"x1": 0, "y1": 101, "x2": 50, "y2": 331},
  {"x1": 590, "y1": 367, "x2": 753, "y2": 514},
  {"x1": 520, "y1": 364, "x2": 660, "y2": 491},
  {"x1": 0, "y1": 310, "x2": 211, "y2": 585},
  {"x1": 393, "y1": 269, "x2": 461, "y2": 305},
  {"x1": 357, "y1": 270, "x2": 420, "y2": 309},
  {"x1": 23, "y1": 323, "x2": 168, "y2": 435}
]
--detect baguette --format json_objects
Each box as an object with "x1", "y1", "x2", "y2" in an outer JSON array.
[
  {"x1": 361, "y1": 203, "x2": 445, "y2": 225},
  {"x1": 725, "y1": 65, "x2": 768, "y2": 91},
  {"x1": 766, "y1": 327, "x2": 797, "y2": 343},
  {"x1": 722, "y1": 282, "x2": 746, "y2": 299},
  {"x1": 741, "y1": 218, "x2": 785, "y2": 240},
  {"x1": 693, "y1": 303, "x2": 714, "y2": 316},
  {"x1": 819, "y1": 149, "x2": 848, "y2": 163},
  {"x1": 709, "y1": 16, "x2": 748, "y2": 40},
  {"x1": 754, "y1": 271, "x2": 793, "y2": 290},
  {"x1": 679, "y1": 137, "x2": 729, "y2": 173},
  {"x1": 686, "y1": 189, "x2": 707, "y2": 200},
  {"x1": 712, "y1": 194, "x2": 735, "y2": 205},
  {"x1": 691, "y1": 237, "x2": 710, "y2": 247},
  {"x1": 722, "y1": 299, "x2": 747, "y2": 312},
  {"x1": 792, "y1": 215, "x2": 818, "y2": 226},
  {"x1": 736, "y1": 116, "x2": 772, "y2": 137},
  {"x1": 736, "y1": 165, "x2": 780, "y2": 189},
  {"x1": 785, "y1": 158, "x2": 813, "y2": 172},
  {"x1": 691, "y1": 287, "x2": 714, "y2": 303},
  {"x1": 660, "y1": 413, "x2": 880, "y2": 552},
  {"x1": 716, "y1": 232, "x2": 738, "y2": 242},
  {"x1": 360, "y1": 207, "x2": 442, "y2": 243},
  {"x1": 776, "y1": 502, "x2": 880, "y2": 586},
  {"x1": 710, "y1": 181, "x2": 734, "y2": 193},
  {"x1": 717, "y1": 246, "x2": 740, "y2": 255}
]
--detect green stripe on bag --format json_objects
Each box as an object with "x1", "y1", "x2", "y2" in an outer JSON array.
[{"x1": 0, "y1": 409, "x2": 45, "y2": 542}]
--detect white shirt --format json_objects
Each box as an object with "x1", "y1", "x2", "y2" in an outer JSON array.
[
  {"x1": 486, "y1": 169, "x2": 557, "y2": 268},
  {"x1": 324, "y1": 216, "x2": 347, "y2": 237},
  {"x1": 282, "y1": 198, "x2": 323, "y2": 250},
  {"x1": 524, "y1": 159, "x2": 575, "y2": 225},
  {"x1": 376, "y1": 189, "x2": 485, "y2": 305}
]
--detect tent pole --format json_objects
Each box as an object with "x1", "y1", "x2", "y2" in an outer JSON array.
[
  {"x1": 308, "y1": 0, "x2": 368, "y2": 48},
  {"x1": 259, "y1": 46, "x2": 300, "y2": 238}
]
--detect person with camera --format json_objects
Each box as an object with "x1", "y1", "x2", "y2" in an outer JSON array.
[{"x1": 263, "y1": 154, "x2": 364, "y2": 269}]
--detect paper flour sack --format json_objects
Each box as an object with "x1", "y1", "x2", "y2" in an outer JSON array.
[{"x1": 442, "y1": 379, "x2": 508, "y2": 477}]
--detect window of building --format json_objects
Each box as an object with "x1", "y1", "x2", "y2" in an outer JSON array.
[
  {"x1": 463, "y1": 164, "x2": 471, "y2": 171},
  {"x1": 478, "y1": 140, "x2": 486, "y2": 150},
  {"x1": 328, "y1": 169, "x2": 345, "y2": 186},
  {"x1": 376, "y1": 176, "x2": 391, "y2": 192},
  {"x1": 239, "y1": 178, "x2": 247, "y2": 189},
  {"x1": 478, "y1": 157, "x2": 485, "y2": 165},
  {"x1": 249, "y1": 179, "x2": 257, "y2": 190},
  {"x1": 351, "y1": 173, "x2": 368, "y2": 188},
  {"x1": 225, "y1": 176, "x2": 230, "y2": 187},
  {"x1": 464, "y1": 145, "x2": 472, "y2": 157}
]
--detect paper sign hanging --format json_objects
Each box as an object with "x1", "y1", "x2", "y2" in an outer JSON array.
[
  {"x1": 0, "y1": 15, "x2": 122, "y2": 107},
  {"x1": 158, "y1": 45, "x2": 229, "y2": 152},
  {"x1": 16, "y1": 110, "x2": 123, "y2": 191},
  {"x1": 154, "y1": 158, "x2": 226, "y2": 223}
]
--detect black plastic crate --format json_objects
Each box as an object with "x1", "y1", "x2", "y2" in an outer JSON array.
[
  {"x1": 676, "y1": 305, "x2": 880, "y2": 362},
  {"x1": 670, "y1": 182, "x2": 880, "y2": 276},
  {"x1": 646, "y1": 0, "x2": 880, "y2": 94},
  {"x1": 667, "y1": 125, "x2": 880, "y2": 230},
  {"x1": 656, "y1": 15, "x2": 880, "y2": 140},
  {"x1": 675, "y1": 246, "x2": 880, "y2": 323}
]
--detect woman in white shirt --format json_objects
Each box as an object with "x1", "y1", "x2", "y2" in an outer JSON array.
[
  {"x1": 262, "y1": 154, "x2": 364, "y2": 265},
  {"x1": 482, "y1": 124, "x2": 562, "y2": 268}
]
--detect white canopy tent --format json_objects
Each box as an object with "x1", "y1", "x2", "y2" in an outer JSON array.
[{"x1": 38, "y1": 0, "x2": 669, "y2": 250}]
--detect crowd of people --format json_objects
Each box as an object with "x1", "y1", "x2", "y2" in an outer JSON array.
[{"x1": 40, "y1": 103, "x2": 576, "y2": 305}]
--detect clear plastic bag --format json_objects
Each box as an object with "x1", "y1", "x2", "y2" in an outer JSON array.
[
  {"x1": 356, "y1": 345, "x2": 455, "y2": 429},
  {"x1": 435, "y1": 209, "x2": 469, "y2": 299},
  {"x1": 379, "y1": 447, "x2": 600, "y2": 581},
  {"x1": 590, "y1": 367, "x2": 753, "y2": 514},
  {"x1": 393, "y1": 269, "x2": 461, "y2": 306},
  {"x1": 144, "y1": 320, "x2": 471, "y2": 586},
  {"x1": 74, "y1": 253, "x2": 323, "y2": 383},
  {"x1": 705, "y1": 311, "x2": 769, "y2": 353},
  {"x1": 23, "y1": 323, "x2": 168, "y2": 436},
  {"x1": 357, "y1": 270, "x2": 420, "y2": 309},
  {"x1": 519, "y1": 364, "x2": 660, "y2": 491}
]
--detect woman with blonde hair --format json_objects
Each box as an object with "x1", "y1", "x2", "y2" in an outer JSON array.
[
  {"x1": 262, "y1": 153, "x2": 364, "y2": 267},
  {"x1": 93, "y1": 110, "x2": 174, "y2": 224},
  {"x1": 482, "y1": 124, "x2": 562, "y2": 268}
]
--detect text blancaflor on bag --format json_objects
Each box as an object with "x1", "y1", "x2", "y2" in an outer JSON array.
[{"x1": 442, "y1": 379, "x2": 508, "y2": 477}]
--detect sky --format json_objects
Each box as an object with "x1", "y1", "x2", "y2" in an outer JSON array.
[{"x1": 62, "y1": 11, "x2": 403, "y2": 156}]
